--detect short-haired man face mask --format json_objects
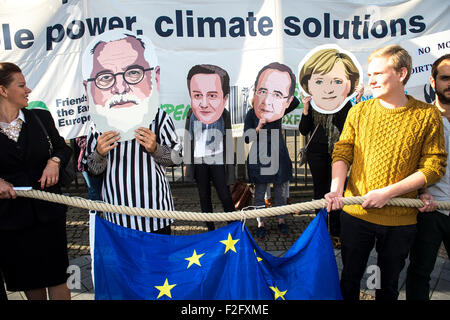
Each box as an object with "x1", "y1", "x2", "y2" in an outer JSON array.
[
  {"x1": 189, "y1": 73, "x2": 228, "y2": 125},
  {"x1": 253, "y1": 69, "x2": 293, "y2": 123},
  {"x1": 84, "y1": 35, "x2": 160, "y2": 141}
]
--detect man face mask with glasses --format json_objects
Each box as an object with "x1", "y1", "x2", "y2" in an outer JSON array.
[
  {"x1": 253, "y1": 68, "x2": 294, "y2": 123},
  {"x1": 83, "y1": 34, "x2": 161, "y2": 141}
]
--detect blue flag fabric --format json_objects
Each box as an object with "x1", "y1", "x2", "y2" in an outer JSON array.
[{"x1": 93, "y1": 209, "x2": 342, "y2": 300}]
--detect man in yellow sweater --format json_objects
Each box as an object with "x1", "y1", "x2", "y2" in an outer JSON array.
[{"x1": 325, "y1": 45, "x2": 447, "y2": 300}]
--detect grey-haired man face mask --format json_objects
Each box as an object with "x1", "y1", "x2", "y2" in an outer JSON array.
[{"x1": 84, "y1": 36, "x2": 160, "y2": 141}]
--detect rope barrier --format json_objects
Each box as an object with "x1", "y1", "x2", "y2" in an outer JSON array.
[{"x1": 14, "y1": 189, "x2": 450, "y2": 222}]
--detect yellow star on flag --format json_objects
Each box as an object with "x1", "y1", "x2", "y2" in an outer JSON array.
[
  {"x1": 185, "y1": 250, "x2": 205, "y2": 269},
  {"x1": 154, "y1": 278, "x2": 177, "y2": 299},
  {"x1": 269, "y1": 286, "x2": 287, "y2": 300},
  {"x1": 220, "y1": 233, "x2": 239, "y2": 253},
  {"x1": 254, "y1": 249, "x2": 263, "y2": 262}
]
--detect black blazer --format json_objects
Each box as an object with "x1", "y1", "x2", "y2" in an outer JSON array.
[
  {"x1": 298, "y1": 100, "x2": 353, "y2": 154},
  {"x1": 0, "y1": 108, "x2": 72, "y2": 230},
  {"x1": 184, "y1": 108, "x2": 235, "y2": 185}
]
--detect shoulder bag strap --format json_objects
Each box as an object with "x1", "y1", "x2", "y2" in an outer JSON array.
[
  {"x1": 32, "y1": 111, "x2": 53, "y2": 156},
  {"x1": 303, "y1": 124, "x2": 320, "y2": 150}
]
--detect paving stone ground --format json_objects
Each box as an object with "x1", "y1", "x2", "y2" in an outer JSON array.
[
  {"x1": 8, "y1": 180, "x2": 449, "y2": 300},
  {"x1": 64, "y1": 183, "x2": 318, "y2": 260}
]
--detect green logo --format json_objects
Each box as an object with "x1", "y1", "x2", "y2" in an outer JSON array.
[{"x1": 26, "y1": 101, "x2": 48, "y2": 111}]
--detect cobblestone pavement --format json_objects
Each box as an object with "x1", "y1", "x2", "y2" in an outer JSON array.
[
  {"x1": 60, "y1": 182, "x2": 449, "y2": 301},
  {"x1": 65, "y1": 182, "x2": 449, "y2": 261},
  {"x1": 65, "y1": 183, "x2": 318, "y2": 260}
]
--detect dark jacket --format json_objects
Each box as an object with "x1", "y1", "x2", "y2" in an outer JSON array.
[
  {"x1": 298, "y1": 101, "x2": 352, "y2": 154},
  {"x1": 244, "y1": 108, "x2": 292, "y2": 184},
  {"x1": 0, "y1": 108, "x2": 72, "y2": 230},
  {"x1": 184, "y1": 108, "x2": 235, "y2": 185},
  {"x1": 243, "y1": 97, "x2": 299, "y2": 184}
]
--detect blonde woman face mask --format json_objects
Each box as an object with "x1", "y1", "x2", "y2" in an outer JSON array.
[
  {"x1": 307, "y1": 60, "x2": 351, "y2": 112},
  {"x1": 298, "y1": 45, "x2": 363, "y2": 115}
]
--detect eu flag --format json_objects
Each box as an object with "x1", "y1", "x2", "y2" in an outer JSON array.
[{"x1": 93, "y1": 209, "x2": 342, "y2": 300}]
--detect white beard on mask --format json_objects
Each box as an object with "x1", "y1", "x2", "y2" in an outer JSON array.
[{"x1": 87, "y1": 73, "x2": 160, "y2": 142}]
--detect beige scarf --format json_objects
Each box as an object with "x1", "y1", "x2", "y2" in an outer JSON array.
[{"x1": 312, "y1": 109, "x2": 340, "y2": 155}]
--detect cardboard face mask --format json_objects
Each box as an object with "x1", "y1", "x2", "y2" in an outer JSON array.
[
  {"x1": 82, "y1": 30, "x2": 160, "y2": 141},
  {"x1": 298, "y1": 44, "x2": 363, "y2": 114},
  {"x1": 187, "y1": 64, "x2": 230, "y2": 125},
  {"x1": 252, "y1": 65, "x2": 294, "y2": 123},
  {"x1": 189, "y1": 74, "x2": 227, "y2": 125}
]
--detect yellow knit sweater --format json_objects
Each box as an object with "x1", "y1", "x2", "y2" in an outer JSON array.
[{"x1": 332, "y1": 96, "x2": 447, "y2": 226}]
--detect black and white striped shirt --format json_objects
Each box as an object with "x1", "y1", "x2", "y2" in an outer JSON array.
[{"x1": 84, "y1": 109, "x2": 182, "y2": 232}]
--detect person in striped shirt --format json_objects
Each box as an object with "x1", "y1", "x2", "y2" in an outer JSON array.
[{"x1": 81, "y1": 31, "x2": 182, "y2": 234}]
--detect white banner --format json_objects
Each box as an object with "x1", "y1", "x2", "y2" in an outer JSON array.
[
  {"x1": 401, "y1": 29, "x2": 450, "y2": 103},
  {"x1": 1, "y1": 0, "x2": 449, "y2": 138}
]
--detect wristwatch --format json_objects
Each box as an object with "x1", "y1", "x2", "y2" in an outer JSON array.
[{"x1": 49, "y1": 156, "x2": 61, "y2": 166}]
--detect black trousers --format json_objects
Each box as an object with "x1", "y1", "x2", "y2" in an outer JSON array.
[
  {"x1": 307, "y1": 151, "x2": 341, "y2": 236},
  {"x1": 152, "y1": 224, "x2": 171, "y2": 235},
  {"x1": 340, "y1": 212, "x2": 416, "y2": 300},
  {"x1": 194, "y1": 164, "x2": 235, "y2": 230},
  {"x1": 406, "y1": 211, "x2": 450, "y2": 300},
  {"x1": 0, "y1": 273, "x2": 6, "y2": 301}
]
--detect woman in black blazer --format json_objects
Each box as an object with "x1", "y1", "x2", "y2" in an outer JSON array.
[{"x1": 0, "y1": 62, "x2": 72, "y2": 300}]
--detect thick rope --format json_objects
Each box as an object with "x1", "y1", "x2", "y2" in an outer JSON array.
[{"x1": 14, "y1": 189, "x2": 450, "y2": 222}]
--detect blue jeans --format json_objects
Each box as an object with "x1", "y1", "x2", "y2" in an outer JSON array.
[
  {"x1": 254, "y1": 182, "x2": 288, "y2": 223},
  {"x1": 82, "y1": 171, "x2": 103, "y2": 201}
]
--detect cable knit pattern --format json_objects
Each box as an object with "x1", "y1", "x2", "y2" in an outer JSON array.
[{"x1": 332, "y1": 95, "x2": 447, "y2": 226}]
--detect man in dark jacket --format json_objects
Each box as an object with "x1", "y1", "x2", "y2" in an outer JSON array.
[
  {"x1": 184, "y1": 64, "x2": 236, "y2": 231},
  {"x1": 244, "y1": 62, "x2": 298, "y2": 240}
]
